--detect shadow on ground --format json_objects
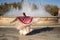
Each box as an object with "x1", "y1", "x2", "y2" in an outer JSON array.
[{"x1": 27, "y1": 27, "x2": 53, "y2": 35}]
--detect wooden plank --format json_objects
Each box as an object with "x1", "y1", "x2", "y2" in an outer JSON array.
[
  {"x1": 0, "y1": 23, "x2": 60, "y2": 28},
  {"x1": 0, "y1": 16, "x2": 60, "y2": 28}
]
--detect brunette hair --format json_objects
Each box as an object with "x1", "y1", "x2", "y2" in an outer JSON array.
[{"x1": 23, "y1": 12, "x2": 26, "y2": 16}]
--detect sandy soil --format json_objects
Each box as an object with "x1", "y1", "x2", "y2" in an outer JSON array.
[{"x1": 0, "y1": 27, "x2": 60, "y2": 40}]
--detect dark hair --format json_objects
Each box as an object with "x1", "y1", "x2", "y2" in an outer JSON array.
[{"x1": 23, "y1": 12, "x2": 26, "y2": 16}]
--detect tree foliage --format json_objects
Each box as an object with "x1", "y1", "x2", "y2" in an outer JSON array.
[
  {"x1": 0, "y1": 2, "x2": 22, "y2": 15},
  {"x1": 0, "y1": 2, "x2": 59, "y2": 16},
  {"x1": 45, "y1": 5, "x2": 59, "y2": 16}
]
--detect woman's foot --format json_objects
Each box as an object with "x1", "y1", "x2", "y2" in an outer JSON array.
[{"x1": 19, "y1": 28, "x2": 33, "y2": 35}]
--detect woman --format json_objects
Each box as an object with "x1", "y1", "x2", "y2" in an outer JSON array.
[{"x1": 10, "y1": 12, "x2": 33, "y2": 35}]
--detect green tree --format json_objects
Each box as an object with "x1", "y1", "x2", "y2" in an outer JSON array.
[{"x1": 45, "y1": 5, "x2": 59, "y2": 16}]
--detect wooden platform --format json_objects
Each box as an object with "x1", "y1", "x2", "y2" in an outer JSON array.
[{"x1": 0, "y1": 16, "x2": 60, "y2": 29}]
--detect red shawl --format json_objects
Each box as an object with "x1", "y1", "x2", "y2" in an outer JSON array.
[{"x1": 16, "y1": 16, "x2": 33, "y2": 24}]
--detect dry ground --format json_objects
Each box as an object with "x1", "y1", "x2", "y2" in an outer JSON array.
[{"x1": 0, "y1": 27, "x2": 60, "y2": 40}]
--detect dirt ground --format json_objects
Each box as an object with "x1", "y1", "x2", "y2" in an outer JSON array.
[{"x1": 0, "y1": 27, "x2": 60, "y2": 40}]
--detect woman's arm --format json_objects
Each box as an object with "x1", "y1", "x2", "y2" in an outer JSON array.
[{"x1": 10, "y1": 18, "x2": 17, "y2": 23}]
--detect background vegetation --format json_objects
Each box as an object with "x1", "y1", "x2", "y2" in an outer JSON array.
[{"x1": 0, "y1": 2, "x2": 59, "y2": 16}]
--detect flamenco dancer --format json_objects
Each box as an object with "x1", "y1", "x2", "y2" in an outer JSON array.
[{"x1": 10, "y1": 12, "x2": 33, "y2": 35}]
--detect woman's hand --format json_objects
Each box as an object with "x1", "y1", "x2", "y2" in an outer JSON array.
[{"x1": 10, "y1": 18, "x2": 17, "y2": 23}]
